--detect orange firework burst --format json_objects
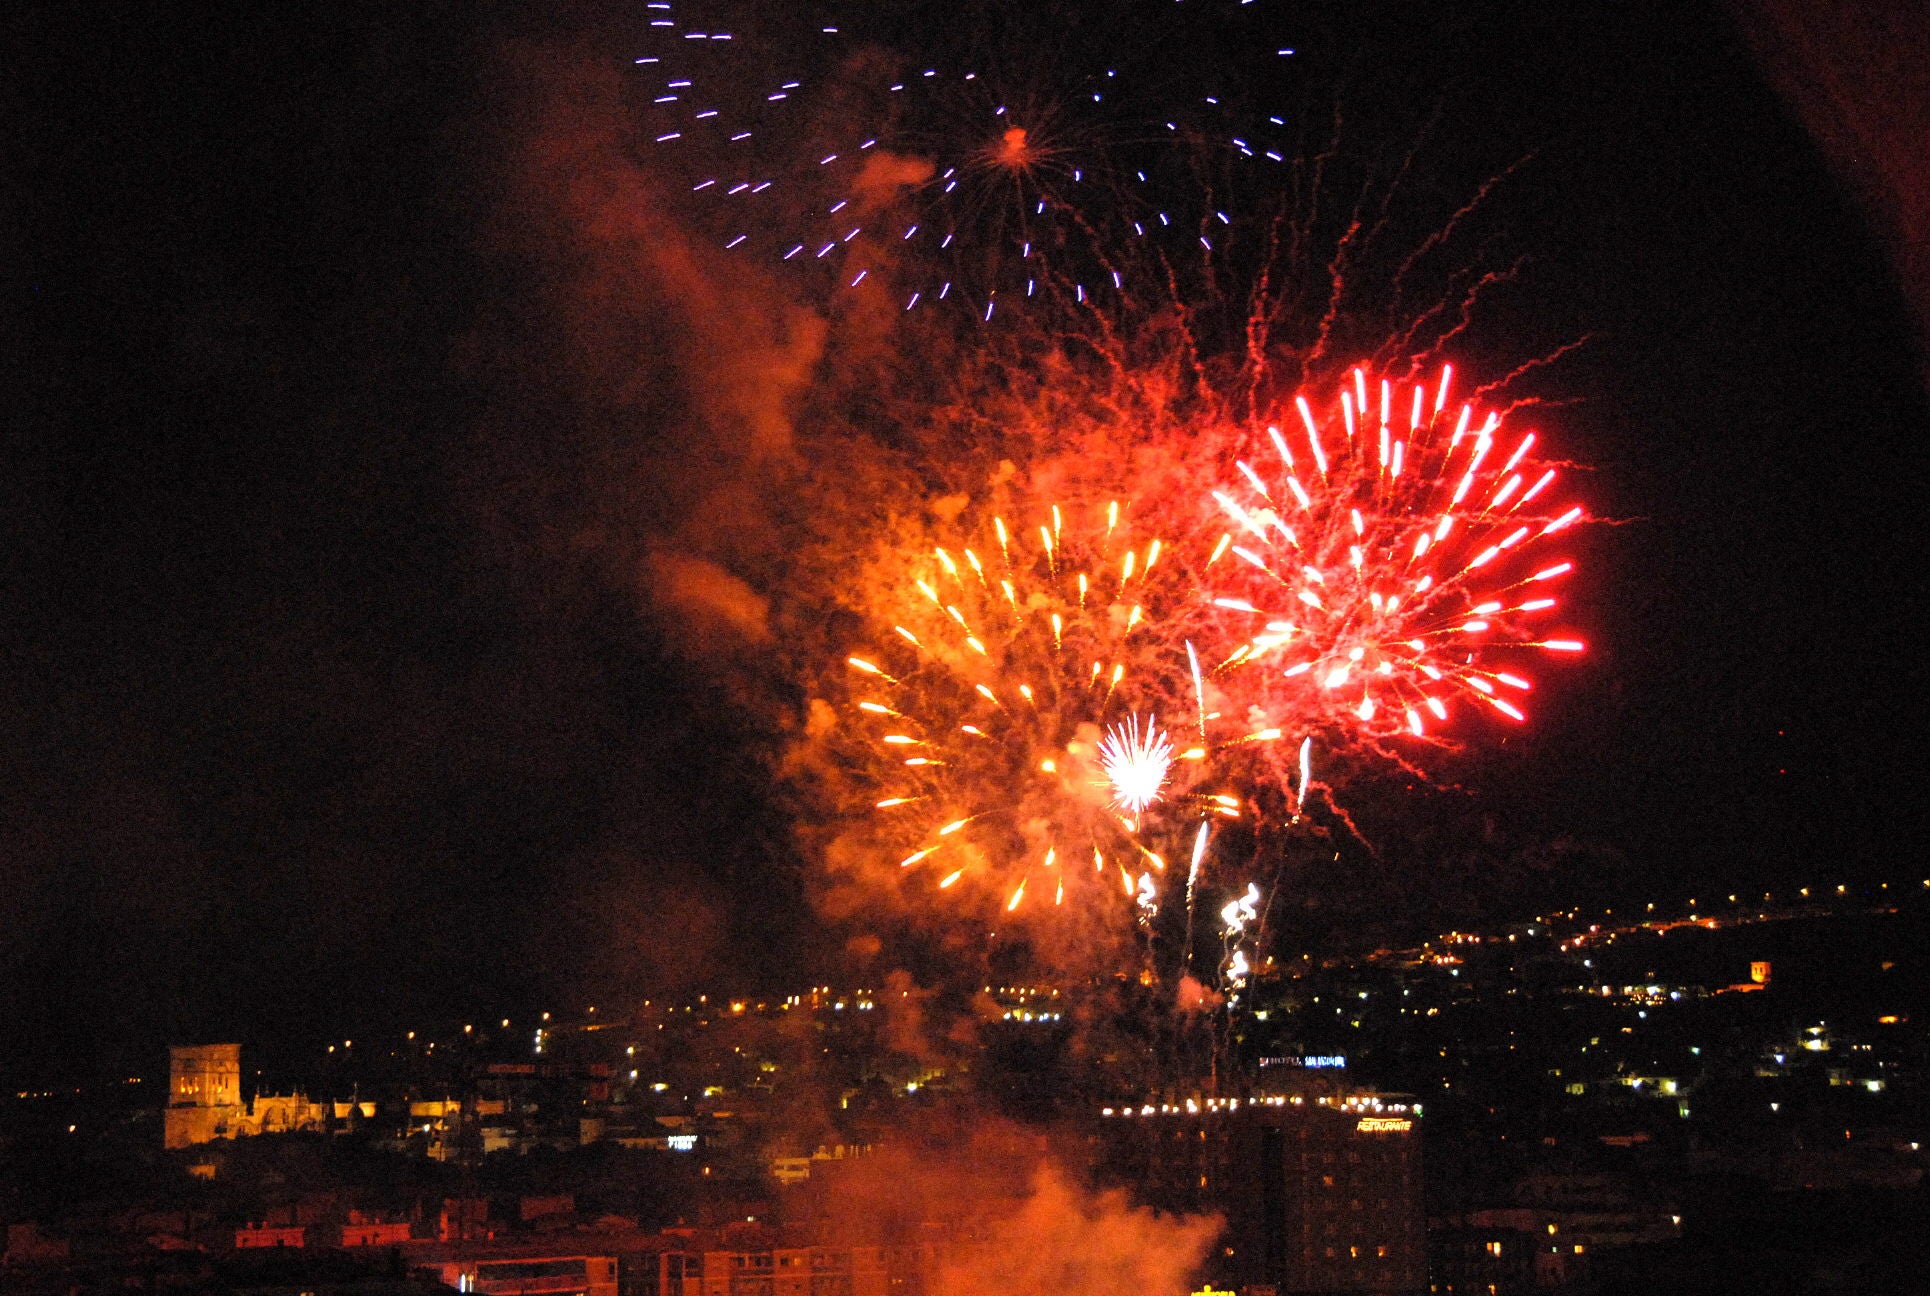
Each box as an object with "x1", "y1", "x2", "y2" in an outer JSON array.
[
  {"x1": 1206, "y1": 363, "x2": 1586, "y2": 748},
  {"x1": 844, "y1": 499, "x2": 1233, "y2": 914}
]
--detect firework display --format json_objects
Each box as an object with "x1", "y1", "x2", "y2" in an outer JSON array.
[
  {"x1": 1204, "y1": 363, "x2": 1585, "y2": 749},
  {"x1": 808, "y1": 349, "x2": 1595, "y2": 962},
  {"x1": 843, "y1": 500, "x2": 1241, "y2": 915},
  {"x1": 632, "y1": 0, "x2": 1300, "y2": 316},
  {"x1": 816, "y1": 353, "x2": 1595, "y2": 946},
  {"x1": 632, "y1": 3, "x2": 1605, "y2": 973}
]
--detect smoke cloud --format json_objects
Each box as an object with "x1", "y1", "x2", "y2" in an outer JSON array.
[
  {"x1": 933, "y1": 1165, "x2": 1220, "y2": 1296},
  {"x1": 642, "y1": 550, "x2": 772, "y2": 652},
  {"x1": 803, "y1": 1116, "x2": 1220, "y2": 1296},
  {"x1": 474, "y1": 41, "x2": 831, "y2": 663}
]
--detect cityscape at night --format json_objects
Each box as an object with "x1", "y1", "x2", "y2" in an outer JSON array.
[{"x1": 6, "y1": 0, "x2": 1928, "y2": 1293}]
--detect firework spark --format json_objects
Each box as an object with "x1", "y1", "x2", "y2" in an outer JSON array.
[
  {"x1": 1206, "y1": 362, "x2": 1586, "y2": 749},
  {"x1": 1098, "y1": 715, "x2": 1175, "y2": 813}
]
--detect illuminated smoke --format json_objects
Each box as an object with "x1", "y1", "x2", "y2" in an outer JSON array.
[
  {"x1": 932, "y1": 1164, "x2": 1219, "y2": 1296},
  {"x1": 801, "y1": 1119, "x2": 1220, "y2": 1296}
]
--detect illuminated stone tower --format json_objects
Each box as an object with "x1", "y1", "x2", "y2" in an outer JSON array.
[{"x1": 164, "y1": 1043, "x2": 243, "y2": 1149}]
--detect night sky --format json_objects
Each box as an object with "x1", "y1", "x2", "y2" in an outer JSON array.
[{"x1": 5, "y1": 0, "x2": 1926, "y2": 1086}]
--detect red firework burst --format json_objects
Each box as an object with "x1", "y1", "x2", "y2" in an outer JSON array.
[{"x1": 1204, "y1": 363, "x2": 1586, "y2": 748}]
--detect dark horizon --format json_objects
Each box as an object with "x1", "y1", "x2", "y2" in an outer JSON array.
[{"x1": 5, "y1": 0, "x2": 1927, "y2": 1088}]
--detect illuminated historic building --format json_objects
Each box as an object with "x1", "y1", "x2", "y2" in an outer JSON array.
[
  {"x1": 1095, "y1": 1094, "x2": 1426, "y2": 1295},
  {"x1": 164, "y1": 1044, "x2": 243, "y2": 1149},
  {"x1": 163, "y1": 1044, "x2": 325, "y2": 1149}
]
